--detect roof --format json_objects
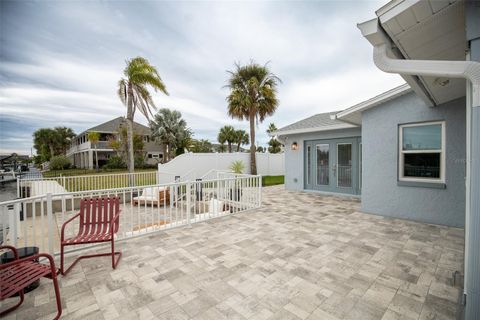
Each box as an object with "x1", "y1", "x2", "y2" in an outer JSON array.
[
  {"x1": 273, "y1": 112, "x2": 356, "y2": 136},
  {"x1": 360, "y1": 0, "x2": 466, "y2": 106},
  {"x1": 81, "y1": 117, "x2": 151, "y2": 135},
  {"x1": 334, "y1": 83, "x2": 412, "y2": 125}
]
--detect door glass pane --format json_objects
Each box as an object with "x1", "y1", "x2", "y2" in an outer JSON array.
[
  {"x1": 337, "y1": 144, "x2": 352, "y2": 187},
  {"x1": 403, "y1": 124, "x2": 441, "y2": 150},
  {"x1": 316, "y1": 144, "x2": 329, "y2": 185},
  {"x1": 306, "y1": 146, "x2": 311, "y2": 185}
]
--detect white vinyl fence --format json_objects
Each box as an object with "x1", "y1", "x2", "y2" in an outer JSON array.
[
  {"x1": 158, "y1": 152, "x2": 284, "y2": 183},
  {"x1": 1, "y1": 175, "x2": 262, "y2": 259}
]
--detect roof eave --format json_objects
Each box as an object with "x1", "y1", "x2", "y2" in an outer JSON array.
[{"x1": 275, "y1": 123, "x2": 358, "y2": 137}]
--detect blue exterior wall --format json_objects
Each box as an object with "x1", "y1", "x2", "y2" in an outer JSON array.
[
  {"x1": 282, "y1": 128, "x2": 361, "y2": 191},
  {"x1": 361, "y1": 92, "x2": 466, "y2": 227}
]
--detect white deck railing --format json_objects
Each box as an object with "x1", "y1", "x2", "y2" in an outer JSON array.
[
  {"x1": 1, "y1": 175, "x2": 262, "y2": 260},
  {"x1": 17, "y1": 171, "x2": 158, "y2": 198}
]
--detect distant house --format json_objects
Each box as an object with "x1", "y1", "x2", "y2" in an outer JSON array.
[{"x1": 66, "y1": 117, "x2": 164, "y2": 169}]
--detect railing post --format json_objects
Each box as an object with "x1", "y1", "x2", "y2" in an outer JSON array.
[
  {"x1": 46, "y1": 193, "x2": 54, "y2": 255},
  {"x1": 186, "y1": 182, "x2": 191, "y2": 227},
  {"x1": 259, "y1": 175, "x2": 262, "y2": 207},
  {"x1": 11, "y1": 203, "x2": 19, "y2": 247},
  {"x1": 16, "y1": 177, "x2": 20, "y2": 198}
]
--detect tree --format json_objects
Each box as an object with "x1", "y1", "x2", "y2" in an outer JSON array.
[
  {"x1": 87, "y1": 131, "x2": 100, "y2": 170},
  {"x1": 266, "y1": 123, "x2": 277, "y2": 135},
  {"x1": 33, "y1": 127, "x2": 75, "y2": 162},
  {"x1": 266, "y1": 123, "x2": 282, "y2": 154},
  {"x1": 55, "y1": 127, "x2": 76, "y2": 154},
  {"x1": 108, "y1": 125, "x2": 144, "y2": 160},
  {"x1": 256, "y1": 146, "x2": 265, "y2": 153},
  {"x1": 226, "y1": 62, "x2": 280, "y2": 174},
  {"x1": 118, "y1": 56, "x2": 168, "y2": 175},
  {"x1": 218, "y1": 125, "x2": 236, "y2": 153},
  {"x1": 234, "y1": 129, "x2": 249, "y2": 152},
  {"x1": 150, "y1": 108, "x2": 190, "y2": 162},
  {"x1": 190, "y1": 139, "x2": 213, "y2": 153}
]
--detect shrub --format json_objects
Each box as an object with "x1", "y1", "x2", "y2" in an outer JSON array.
[
  {"x1": 229, "y1": 160, "x2": 245, "y2": 174},
  {"x1": 103, "y1": 155, "x2": 126, "y2": 169},
  {"x1": 135, "y1": 155, "x2": 146, "y2": 169},
  {"x1": 49, "y1": 155, "x2": 71, "y2": 170}
]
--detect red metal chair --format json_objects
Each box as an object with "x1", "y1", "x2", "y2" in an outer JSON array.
[
  {"x1": 0, "y1": 245, "x2": 62, "y2": 319},
  {"x1": 60, "y1": 197, "x2": 122, "y2": 276}
]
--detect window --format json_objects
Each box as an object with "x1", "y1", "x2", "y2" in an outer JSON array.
[
  {"x1": 399, "y1": 121, "x2": 445, "y2": 183},
  {"x1": 306, "y1": 146, "x2": 311, "y2": 185}
]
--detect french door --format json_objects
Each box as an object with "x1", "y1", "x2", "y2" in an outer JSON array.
[{"x1": 304, "y1": 138, "x2": 361, "y2": 195}]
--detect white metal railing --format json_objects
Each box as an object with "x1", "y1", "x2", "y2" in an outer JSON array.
[
  {"x1": 17, "y1": 171, "x2": 158, "y2": 198},
  {"x1": 1, "y1": 175, "x2": 262, "y2": 260}
]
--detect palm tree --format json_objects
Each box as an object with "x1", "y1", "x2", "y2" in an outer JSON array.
[
  {"x1": 266, "y1": 123, "x2": 277, "y2": 135},
  {"x1": 118, "y1": 56, "x2": 168, "y2": 174},
  {"x1": 150, "y1": 108, "x2": 189, "y2": 162},
  {"x1": 218, "y1": 125, "x2": 236, "y2": 153},
  {"x1": 55, "y1": 127, "x2": 76, "y2": 154},
  {"x1": 87, "y1": 131, "x2": 100, "y2": 170},
  {"x1": 234, "y1": 129, "x2": 249, "y2": 152},
  {"x1": 226, "y1": 62, "x2": 280, "y2": 174}
]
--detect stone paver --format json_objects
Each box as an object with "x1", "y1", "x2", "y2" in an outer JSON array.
[{"x1": 3, "y1": 185, "x2": 464, "y2": 319}]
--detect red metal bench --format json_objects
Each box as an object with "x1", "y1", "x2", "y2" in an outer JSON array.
[
  {"x1": 0, "y1": 245, "x2": 62, "y2": 319},
  {"x1": 60, "y1": 197, "x2": 122, "y2": 275}
]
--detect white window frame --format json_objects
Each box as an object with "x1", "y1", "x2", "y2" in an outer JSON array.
[{"x1": 398, "y1": 121, "x2": 446, "y2": 183}]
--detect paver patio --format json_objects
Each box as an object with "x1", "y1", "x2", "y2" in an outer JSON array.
[{"x1": 3, "y1": 185, "x2": 464, "y2": 320}]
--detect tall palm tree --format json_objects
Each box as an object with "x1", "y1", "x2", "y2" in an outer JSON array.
[
  {"x1": 226, "y1": 62, "x2": 280, "y2": 174},
  {"x1": 87, "y1": 131, "x2": 100, "y2": 170},
  {"x1": 150, "y1": 108, "x2": 190, "y2": 162},
  {"x1": 234, "y1": 129, "x2": 249, "y2": 152},
  {"x1": 218, "y1": 125, "x2": 236, "y2": 153},
  {"x1": 118, "y1": 57, "x2": 168, "y2": 174}
]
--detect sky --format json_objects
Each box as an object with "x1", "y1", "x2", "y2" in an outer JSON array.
[{"x1": 0, "y1": 0, "x2": 404, "y2": 155}]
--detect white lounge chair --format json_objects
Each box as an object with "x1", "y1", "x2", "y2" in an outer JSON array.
[{"x1": 132, "y1": 187, "x2": 170, "y2": 206}]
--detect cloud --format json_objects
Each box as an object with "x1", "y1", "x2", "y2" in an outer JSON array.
[{"x1": 0, "y1": 0, "x2": 398, "y2": 154}]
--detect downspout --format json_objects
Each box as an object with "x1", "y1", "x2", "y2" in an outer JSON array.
[{"x1": 359, "y1": 23, "x2": 480, "y2": 319}]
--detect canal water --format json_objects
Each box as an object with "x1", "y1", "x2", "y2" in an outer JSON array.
[{"x1": 0, "y1": 181, "x2": 17, "y2": 202}]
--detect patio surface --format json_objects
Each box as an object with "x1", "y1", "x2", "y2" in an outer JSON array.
[{"x1": 4, "y1": 185, "x2": 464, "y2": 320}]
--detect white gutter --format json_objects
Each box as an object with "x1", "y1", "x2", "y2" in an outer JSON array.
[{"x1": 359, "y1": 21, "x2": 480, "y2": 106}]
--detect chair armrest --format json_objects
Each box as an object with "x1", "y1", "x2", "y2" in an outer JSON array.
[
  {"x1": 0, "y1": 245, "x2": 18, "y2": 261},
  {"x1": 61, "y1": 212, "x2": 81, "y2": 242},
  {"x1": 0, "y1": 252, "x2": 56, "y2": 271}
]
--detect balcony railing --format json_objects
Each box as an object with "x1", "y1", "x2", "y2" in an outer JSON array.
[{"x1": 1, "y1": 175, "x2": 262, "y2": 258}]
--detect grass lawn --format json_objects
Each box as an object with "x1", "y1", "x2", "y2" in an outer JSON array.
[
  {"x1": 262, "y1": 175, "x2": 284, "y2": 187},
  {"x1": 43, "y1": 168, "x2": 156, "y2": 178}
]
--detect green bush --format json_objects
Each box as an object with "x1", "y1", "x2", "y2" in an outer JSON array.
[
  {"x1": 103, "y1": 155, "x2": 126, "y2": 169},
  {"x1": 49, "y1": 155, "x2": 71, "y2": 170},
  {"x1": 135, "y1": 155, "x2": 146, "y2": 169}
]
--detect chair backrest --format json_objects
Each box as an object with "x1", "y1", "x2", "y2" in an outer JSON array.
[{"x1": 79, "y1": 197, "x2": 120, "y2": 234}]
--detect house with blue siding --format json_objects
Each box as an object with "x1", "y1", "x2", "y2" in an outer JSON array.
[{"x1": 274, "y1": 1, "x2": 480, "y2": 317}]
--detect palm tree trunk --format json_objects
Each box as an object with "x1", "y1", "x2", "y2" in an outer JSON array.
[
  {"x1": 228, "y1": 143, "x2": 232, "y2": 153},
  {"x1": 249, "y1": 114, "x2": 257, "y2": 175},
  {"x1": 237, "y1": 143, "x2": 240, "y2": 152},
  {"x1": 126, "y1": 84, "x2": 135, "y2": 183}
]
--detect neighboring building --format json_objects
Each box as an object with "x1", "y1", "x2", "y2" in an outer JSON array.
[
  {"x1": 66, "y1": 117, "x2": 164, "y2": 169},
  {"x1": 276, "y1": 1, "x2": 480, "y2": 317}
]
